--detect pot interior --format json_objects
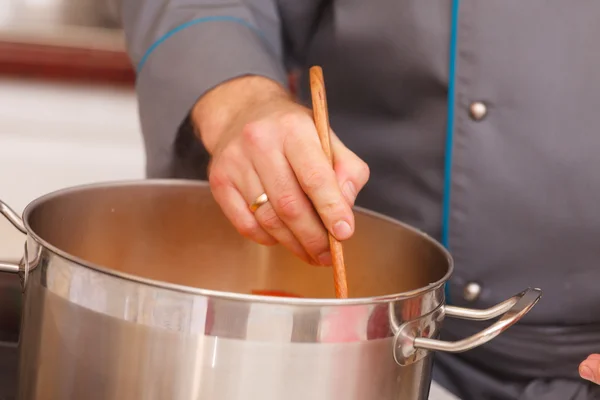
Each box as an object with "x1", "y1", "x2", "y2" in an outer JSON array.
[{"x1": 25, "y1": 181, "x2": 450, "y2": 299}]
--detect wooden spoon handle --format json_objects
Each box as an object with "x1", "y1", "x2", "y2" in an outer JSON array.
[{"x1": 309, "y1": 66, "x2": 349, "y2": 299}]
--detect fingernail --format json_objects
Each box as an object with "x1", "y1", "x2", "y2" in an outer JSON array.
[
  {"x1": 333, "y1": 221, "x2": 352, "y2": 240},
  {"x1": 580, "y1": 365, "x2": 594, "y2": 381},
  {"x1": 343, "y1": 181, "x2": 357, "y2": 205},
  {"x1": 317, "y1": 251, "x2": 332, "y2": 266}
]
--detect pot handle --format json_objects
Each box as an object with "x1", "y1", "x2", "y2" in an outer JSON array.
[
  {"x1": 0, "y1": 200, "x2": 26, "y2": 274},
  {"x1": 0, "y1": 260, "x2": 19, "y2": 274},
  {"x1": 418, "y1": 287, "x2": 541, "y2": 352},
  {"x1": 393, "y1": 287, "x2": 542, "y2": 365}
]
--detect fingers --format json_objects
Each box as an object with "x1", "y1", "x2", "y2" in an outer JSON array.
[
  {"x1": 580, "y1": 354, "x2": 600, "y2": 384},
  {"x1": 210, "y1": 151, "x2": 314, "y2": 264},
  {"x1": 282, "y1": 115, "x2": 356, "y2": 242},
  {"x1": 246, "y1": 125, "x2": 331, "y2": 265},
  {"x1": 253, "y1": 200, "x2": 315, "y2": 264},
  {"x1": 208, "y1": 145, "x2": 276, "y2": 246},
  {"x1": 242, "y1": 118, "x2": 331, "y2": 265},
  {"x1": 208, "y1": 100, "x2": 370, "y2": 267},
  {"x1": 209, "y1": 176, "x2": 276, "y2": 246}
]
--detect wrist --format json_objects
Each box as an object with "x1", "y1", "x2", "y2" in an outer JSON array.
[{"x1": 191, "y1": 75, "x2": 290, "y2": 154}]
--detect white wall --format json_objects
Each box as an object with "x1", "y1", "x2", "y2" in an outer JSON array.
[{"x1": 0, "y1": 77, "x2": 145, "y2": 260}]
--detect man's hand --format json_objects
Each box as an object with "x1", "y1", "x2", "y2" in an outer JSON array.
[
  {"x1": 579, "y1": 354, "x2": 600, "y2": 384},
  {"x1": 192, "y1": 76, "x2": 370, "y2": 266}
]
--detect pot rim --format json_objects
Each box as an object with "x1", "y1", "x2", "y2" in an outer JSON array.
[{"x1": 22, "y1": 179, "x2": 454, "y2": 306}]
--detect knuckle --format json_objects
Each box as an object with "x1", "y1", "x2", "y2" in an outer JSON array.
[
  {"x1": 355, "y1": 160, "x2": 370, "y2": 185},
  {"x1": 236, "y1": 218, "x2": 262, "y2": 238},
  {"x1": 275, "y1": 194, "x2": 303, "y2": 220},
  {"x1": 303, "y1": 169, "x2": 328, "y2": 192},
  {"x1": 321, "y1": 199, "x2": 348, "y2": 218},
  {"x1": 272, "y1": 172, "x2": 290, "y2": 192},
  {"x1": 303, "y1": 232, "x2": 329, "y2": 254},
  {"x1": 208, "y1": 169, "x2": 228, "y2": 190},
  {"x1": 241, "y1": 121, "x2": 267, "y2": 147},
  {"x1": 258, "y1": 206, "x2": 284, "y2": 231},
  {"x1": 278, "y1": 112, "x2": 305, "y2": 131}
]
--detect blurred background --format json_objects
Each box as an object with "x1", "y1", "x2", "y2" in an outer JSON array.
[
  {"x1": 0, "y1": 0, "x2": 141, "y2": 357},
  {"x1": 0, "y1": 0, "x2": 143, "y2": 263}
]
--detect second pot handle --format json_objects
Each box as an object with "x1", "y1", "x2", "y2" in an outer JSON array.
[
  {"x1": 0, "y1": 260, "x2": 19, "y2": 274},
  {"x1": 0, "y1": 200, "x2": 26, "y2": 274},
  {"x1": 393, "y1": 288, "x2": 542, "y2": 365},
  {"x1": 417, "y1": 288, "x2": 541, "y2": 352},
  {"x1": 0, "y1": 200, "x2": 26, "y2": 234}
]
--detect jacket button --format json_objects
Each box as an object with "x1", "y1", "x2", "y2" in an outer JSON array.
[
  {"x1": 469, "y1": 102, "x2": 487, "y2": 120},
  {"x1": 463, "y1": 282, "x2": 482, "y2": 302}
]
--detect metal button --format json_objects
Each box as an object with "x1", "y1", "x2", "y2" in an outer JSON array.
[
  {"x1": 469, "y1": 102, "x2": 487, "y2": 121},
  {"x1": 463, "y1": 282, "x2": 482, "y2": 302}
]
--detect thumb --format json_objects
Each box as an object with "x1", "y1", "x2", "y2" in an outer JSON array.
[
  {"x1": 330, "y1": 131, "x2": 370, "y2": 206},
  {"x1": 579, "y1": 354, "x2": 600, "y2": 384}
]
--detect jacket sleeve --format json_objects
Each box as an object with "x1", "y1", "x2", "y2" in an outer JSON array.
[{"x1": 120, "y1": 0, "x2": 288, "y2": 178}]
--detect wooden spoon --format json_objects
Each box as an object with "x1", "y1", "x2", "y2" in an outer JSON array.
[{"x1": 309, "y1": 66, "x2": 349, "y2": 299}]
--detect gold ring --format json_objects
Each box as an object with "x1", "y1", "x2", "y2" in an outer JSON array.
[{"x1": 249, "y1": 193, "x2": 269, "y2": 213}]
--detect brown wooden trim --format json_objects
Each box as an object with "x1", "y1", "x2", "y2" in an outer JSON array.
[
  {"x1": 0, "y1": 40, "x2": 302, "y2": 93},
  {"x1": 0, "y1": 41, "x2": 135, "y2": 86}
]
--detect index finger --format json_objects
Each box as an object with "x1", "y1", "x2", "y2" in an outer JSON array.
[{"x1": 283, "y1": 116, "x2": 354, "y2": 241}]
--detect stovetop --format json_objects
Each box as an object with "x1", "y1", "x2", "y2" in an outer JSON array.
[{"x1": 0, "y1": 341, "x2": 17, "y2": 400}]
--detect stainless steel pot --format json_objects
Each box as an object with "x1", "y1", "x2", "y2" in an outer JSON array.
[{"x1": 0, "y1": 180, "x2": 541, "y2": 400}]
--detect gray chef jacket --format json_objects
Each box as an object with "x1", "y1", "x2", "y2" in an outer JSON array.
[{"x1": 121, "y1": 1, "x2": 600, "y2": 399}]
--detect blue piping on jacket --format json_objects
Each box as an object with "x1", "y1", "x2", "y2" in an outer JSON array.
[
  {"x1": 137, "y1": 16, "x2": 264, "y2": 73},
  {"x1": 442, "y1": 0, "x2": 461, "y2": 304}
]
